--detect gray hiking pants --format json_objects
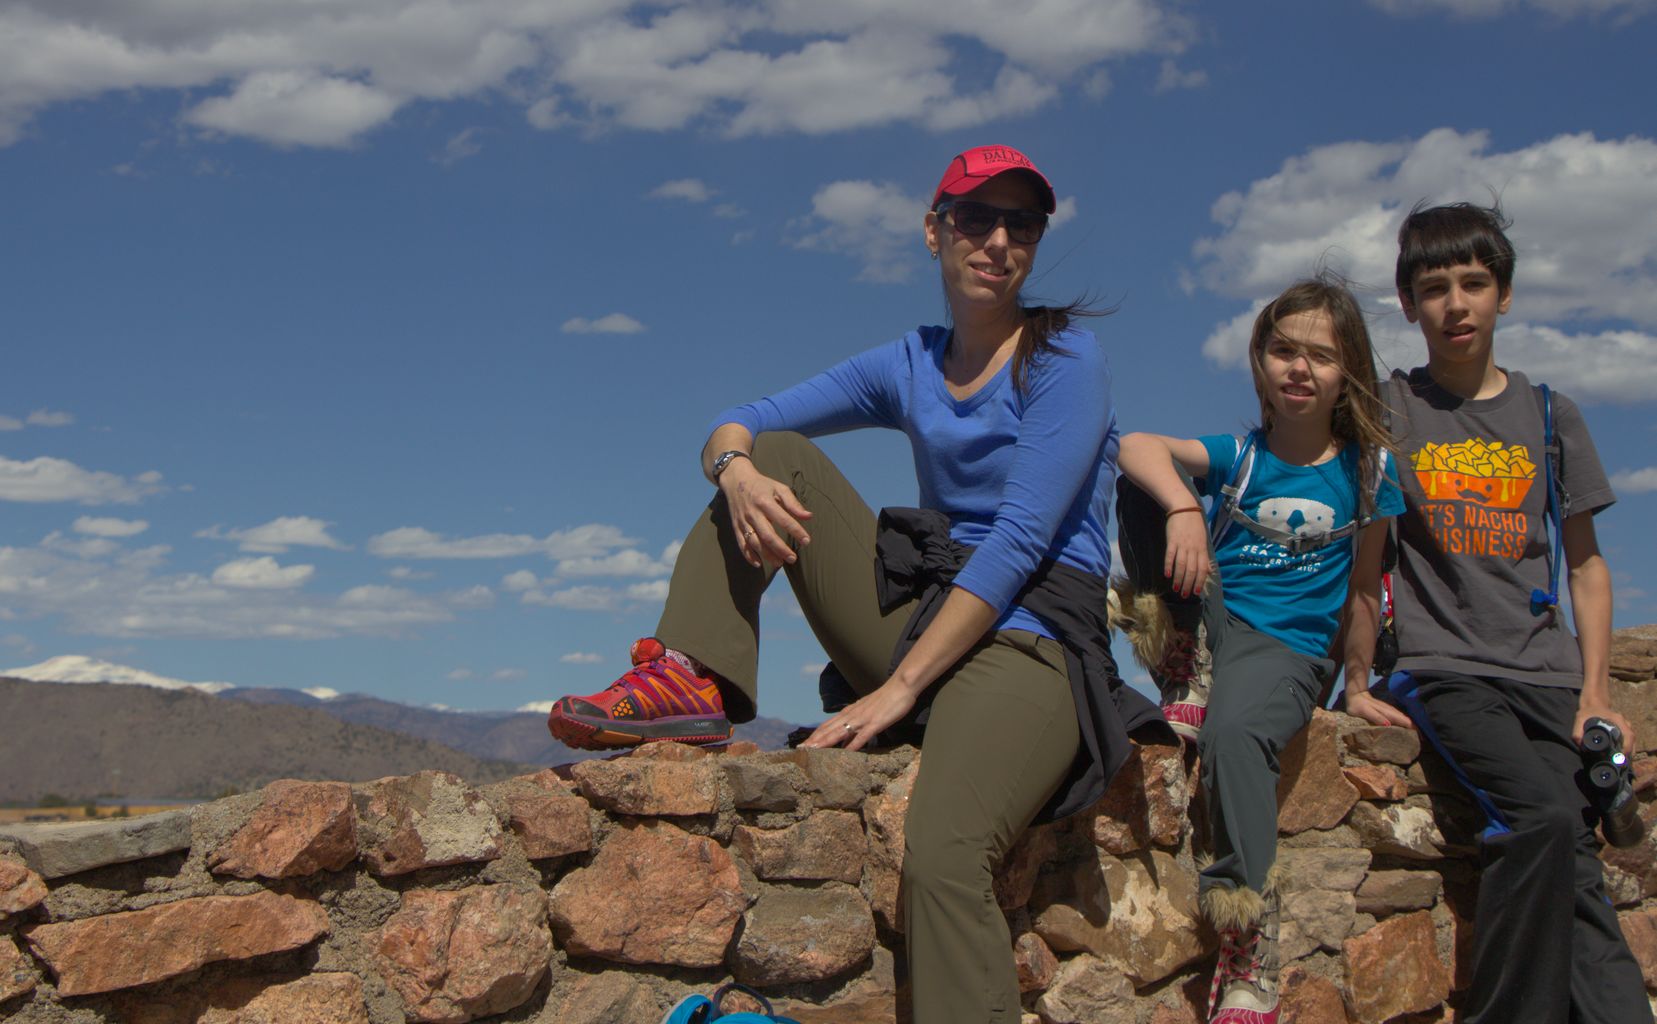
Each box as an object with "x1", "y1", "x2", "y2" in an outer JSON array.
[
  {"x1": 656, "y1": 431, "x2": 1080, "y2": 1024},
  {"x1": 1199, "y1": 611, "x2": 1330, "y2": 898}
]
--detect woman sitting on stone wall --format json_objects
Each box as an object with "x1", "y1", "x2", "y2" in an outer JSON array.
[{"x1": 540, "y1": 144, "x2": 1172, "y2": 1024}]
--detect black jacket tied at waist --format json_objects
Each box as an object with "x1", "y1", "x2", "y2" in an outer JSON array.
[{"x1": 873, "y1": 507, "x2": 1175, "y2": 823}]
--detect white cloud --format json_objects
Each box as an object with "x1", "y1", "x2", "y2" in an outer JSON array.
[
  {"x1": 197, "y1": 515, "x2": 349, "y2": 554},
  {"x1": 1370, "y1": 0, "x2": 1649, "y2": 18},
  {"x1": 1153, "y1": 59, "x2": 1207, "y2": 93},
  {"x1": 368, "y1": 523, "x2": 634, "y2": 560},
  {"x1": 491, "y1": 667, "x2": 527, "y2": 681},
  {"x1": 792, "y1": 179, "x2": 926, "y2": 283},
  {"x1": 1191, "y1": 129, "x2": 1657, "y2": 402},
  {"x1": 25, "y1": 409, "x2": 73, "y2": 427},
  {"x1": 649, "y1": 178, "x2": 714, "y2": 202},
  {"x1": 1050, "y1": 196, "x2": 1079, "y2": 231},
  {"x1": 560, "y1": 651, "x2": 603, "y2": 664},
  {"x1": 561, "y1": 313, "x2": 646, "y2": 334},
  {"x1": 434, "y1": 125, "x2": 484, "y2": 166},
  {"x1": 185, "y1": 70, "x2": 402, "y2": 148},
  {"x1": 555, "y1": 542, "x2": 678, "y2": 578},
  {"x1": 73, "y1": 516, "x2": 149, "y2": 538},
  {"x1": 517, "y1": 699, "x2": 556, "y2": 714},
  {"x1": 0, "y1": 541, "x2": 448, "y2": 640},
  {"x1": 0, "y1": 416, "x2": 20, "y2": 431},
  {"x1": 42, "y1": 532, "x2": 118, "y2": 560},
  {"x1": 386, "y1": 565, "x2": 432, "y2": 580},
  {"x1": 0, "y1": 1, "x2": 1187, "y2": 149},
  {"x1": 1612, "y1": 468, "x2": 1657, "y2": 494},
  {"x1": 801, "y1": 661, "x2": 826, "y2": 676},
  {"x1": 211, "y1": 556, "x2": 315, "y2": 590},
  {"x1": 0, "y1": 455, "x2": 164, "y2": 504},
  {"x1": 501, "y1": 569, "x2": 540, "y2": 591},
  {"x1": 625, "y1": 580, "x2": 671, "y2": 602},
  {"x1": 449, "y1": 585, "x2": 495, "y2": 608},
  {"x1": 447, "y1": 667, "x2": 474, "y2": 681},
  {"x1": 522, "y1": 584, "x2": 621, "y2": 610}
]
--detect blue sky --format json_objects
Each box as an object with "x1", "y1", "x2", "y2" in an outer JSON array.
[{"x1": 2, "y1": 0, "x2": 1655, "y2": 728}]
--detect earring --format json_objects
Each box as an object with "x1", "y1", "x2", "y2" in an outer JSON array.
[{"x1": 929, "y1": 250, "x2": 938, "y2": 261}]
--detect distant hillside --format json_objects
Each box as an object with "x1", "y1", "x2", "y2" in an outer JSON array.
[
  {"x1": 0, "y1": 677, "x2": 539, "y2": 804},
  {"x1": 223, "y1": 688, "x2": 804, "y2": 765}
]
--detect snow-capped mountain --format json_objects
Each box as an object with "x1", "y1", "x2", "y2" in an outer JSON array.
[{"x1": 2, "y1": 655, "x2": 236, "y2": 694}]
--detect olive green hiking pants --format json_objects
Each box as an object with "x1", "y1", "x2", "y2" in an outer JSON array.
[{"x1": 656, "y1": 431, "x2": 1081, "y2": 1024}]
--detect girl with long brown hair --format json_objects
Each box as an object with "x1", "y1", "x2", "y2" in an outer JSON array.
[{"x1": 1111, "y1": 276, "x2": 1402, "y2": 1024}]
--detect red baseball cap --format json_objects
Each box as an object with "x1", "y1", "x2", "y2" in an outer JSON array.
[{"x1": 931, "y1": 145, "x2": 1056, "y2": 214}]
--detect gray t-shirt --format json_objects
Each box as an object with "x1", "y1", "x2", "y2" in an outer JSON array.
[{"x1": 1385, "y1": 368, "x2": 1615, "y2": 688}]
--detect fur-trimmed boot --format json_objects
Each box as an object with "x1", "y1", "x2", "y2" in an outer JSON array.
[
  {"x1": 1201, "y1": 880, "x2": 1281, "y2": 1024},
  {"x1": 1108, "y1": 576, "x2": 1211, "y2": 744}
]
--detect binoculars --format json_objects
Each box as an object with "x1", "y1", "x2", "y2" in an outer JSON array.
[{"x1": 1581, "y1": 717, "x2": 1646, "y2": 849}]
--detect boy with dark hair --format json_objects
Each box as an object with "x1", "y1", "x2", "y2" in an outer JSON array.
[{"x1": 1343, "y1": 200, "x2": 1649, "y2": 1023}]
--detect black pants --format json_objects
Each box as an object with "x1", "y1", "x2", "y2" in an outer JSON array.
[{"x1": 1411, "y1": 672, "x2": 1650, "y2": 1024}]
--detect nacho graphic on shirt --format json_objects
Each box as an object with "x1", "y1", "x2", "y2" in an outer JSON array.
[{"x1": 1410, "y1": 437, "x2": 1537, "y2": 561}]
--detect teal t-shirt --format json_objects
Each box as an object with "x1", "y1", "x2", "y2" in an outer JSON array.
[{"x1": 1197, "y1": 434, "x2": 1404, "y2": 658}]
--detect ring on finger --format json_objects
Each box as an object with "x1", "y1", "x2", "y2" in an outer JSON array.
[{"x1": 842, "y1": 723, "x2": 853, "y2": 733}]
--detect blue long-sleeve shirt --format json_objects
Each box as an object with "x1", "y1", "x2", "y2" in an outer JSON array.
[{"x1": 710, "y1": 325, "x2": 1118, "y2": 638}]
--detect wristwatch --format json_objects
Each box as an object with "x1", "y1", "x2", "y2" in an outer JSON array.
[{"x1": 710, "y1": 449, "x2": 751, "y2": 480}]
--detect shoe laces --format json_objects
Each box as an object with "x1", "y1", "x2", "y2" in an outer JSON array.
[
  {"x1": 1208, "y1": 926, "x2": 1266, "y2": 1018},
  {"x1": 1157, "y1": 631, "x2": 1198, "y2": 685}
]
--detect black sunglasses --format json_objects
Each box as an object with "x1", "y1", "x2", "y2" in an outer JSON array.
[{"x1": 935, "y1": 200, "x2": 1049, "y2": 245}]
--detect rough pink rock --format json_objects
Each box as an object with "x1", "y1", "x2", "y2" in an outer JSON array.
[
  {"x1": 1031, "y1": 849, "x2": 1204, "y2": 987},
  {"x1": 1279, "y1": 711, "x2": 1360, "y2": 833},
  {"x1": 0, "y1": 855, "x2": 47, "y2": 917},
  {"x1": 629, "y1": 741, "x2": 710, "y2": 761},
  {"x1": 1034, "y1": 953, "x2": 1136, "y2": 1023},
  {"x1": 731, "y1": 810, "x2": 865, "y2": 883},
  {"x1": 1, "y1": 935, "x2": 35, "y2": 1004},
  {"x1": 549, "y1": 821, "x2": 746, "y2": 967},
  {"x1": 1342, "y1": 764, "x2": 1408, "y2": 802},
  {"x1": 1280, "y1": 964, "x2": 1350, "y2": 1023},
  {"x1": 1618, "y1": 906, "x2": 1657, "y2": 990},
  {"x1": 1342, "y1": 724, "x2": 1421, "y2": 765},
  {"x1": 1355, "y1": 870, "x2": 1443, "y2": 916},
  {"x1": 861, "y1": 756, "x2": 919, "y2": 932},
  {"x1": 1085, "y1": 743, "x2": 1189, "y2": 853},
  {"x1": 209, "y1": 779, "x2": 356, "y2": 879},
  {"x1": 570, "y1": 757, "x2": 720, "y2": 816},
  {"x1": 1347, "y1": 801, "x2": 1445, "y2": 860},
  {"x1": 119, "y1": 973, "x2": 368, "y2": 1024},
  {"x1": 1341, "y1": 911, "x2": 1449, "y2": 1024},
  {"x1": 544, "y1": 972, "x2": 663, "y2": 1024},
  {"x1": 1013, "y1": 929, "x2": 1058, "y2": 993},
  {"x1": 356, "y1": 771, "x2": 504, "y2": 876},
  {"x1": 995, "y1": 823, "x2": 1057, "y2": 910},
  {"x1": 768, "y1": 747, "x2": 874, "y2": 809},
  {"x1": 504, "y1": 786, "x2": 593, "y2": 860},
  {"x1": 731, "y1": 884, "x2": 876, "y2": 985},
  {"x1": 23, "y1": 892, "x2": 328, "y2": 997},
  {"x1": 376, "y1": 884, "x2": 552, "y2": 1024}
]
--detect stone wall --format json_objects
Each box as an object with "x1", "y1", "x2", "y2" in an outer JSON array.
[{"x1": 3, "y1": 626, "x2": 1656, "y2": 1024}]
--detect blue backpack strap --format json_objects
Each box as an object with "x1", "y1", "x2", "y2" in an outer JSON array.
[
  {"x1": 1372, "y1": 672, "x2": 1511, "y2": 840},
  {"x1": 707, "y1": 983, "x2": 802, "y2": 1023},
  {"x1": 660, "y1": 994, "x2": 716, "y2": 1024},
  {"x1": 1208, "y1": 432, "x2": 1258, "y2": 548},
  {"x1": 1530, "y1": 384, "x2": 1563, "y2": 616}
]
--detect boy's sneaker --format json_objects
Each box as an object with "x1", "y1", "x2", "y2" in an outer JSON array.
[
  {"x1": 1207, "y1": 891, "x2": 1281, "y2": 1024},
  {"x1": 546, "y1": 638, "x2": 732, "y2": 751}
]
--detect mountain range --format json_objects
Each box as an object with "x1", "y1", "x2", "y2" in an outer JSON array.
[{"x1": 0, "y1": 657, "x2": 802, "y2": 804}]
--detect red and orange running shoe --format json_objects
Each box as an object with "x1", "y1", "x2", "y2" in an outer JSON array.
[{"x1": 546, "y1": 638, "x2": 732, "y2": 750}]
